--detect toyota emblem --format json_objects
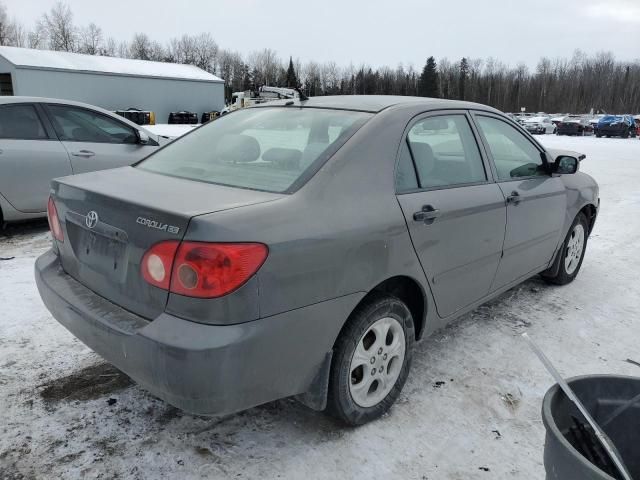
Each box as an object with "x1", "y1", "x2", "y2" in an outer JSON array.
[{"x1": 85, "y1": 211, "x2": 99, "y2": 229}]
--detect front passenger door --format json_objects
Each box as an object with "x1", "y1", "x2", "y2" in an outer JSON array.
[
  {"x1": 395, "y1": 112, "x2": 506, "y2": 318},
  {"x1": 473, "y1": 114, "x2": 566, "y2": 291},
  {"x1": 44, "y1": 104, "x2": 155, "y2": 174}
]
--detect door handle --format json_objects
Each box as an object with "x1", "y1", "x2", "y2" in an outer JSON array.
[
  {"x1": 71, "y1": 150, "x2": 95, "y2": 158},
  {"x1": 413, "y1": 205, "x2": 440, "y2": 224},
  {"x1": 506, "y1": 191, "x2": 521, "y2": 205}
]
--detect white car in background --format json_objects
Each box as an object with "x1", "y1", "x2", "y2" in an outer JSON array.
[
  {"x1": 0, "y1": 96, "x2": 167, "y2": 224},
  {"x1": 523, "y1": 116, "x2": 556, "y2": 134}
]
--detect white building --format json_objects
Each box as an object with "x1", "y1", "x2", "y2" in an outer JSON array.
[{"x1": 0, "y1": 46, "x2": 224, "y2": 123}]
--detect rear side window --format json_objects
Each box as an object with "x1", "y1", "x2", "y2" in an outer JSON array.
[
  {"x1": 138, "y1": 107, "x2": 372, "y2": 193},
  {"x1": 0, "y1": 104, "x2": 47, "y2": 140},
  {"x1": 47, "y1": 105, "x2": 137, "y2": 144},
  {"x1": 406, "y1": 115, "x2": 486, "y2": 189}
]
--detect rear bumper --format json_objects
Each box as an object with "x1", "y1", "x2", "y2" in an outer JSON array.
[{"x1": 35, "y1": 250, "x2": 361, "y2": 415}]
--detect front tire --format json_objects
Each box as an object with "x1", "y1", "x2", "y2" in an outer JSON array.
[
  {"x1": 543, "y1": 213, "x2": 589, "y2": 285},
  {"x1": 327, "y1": 294, "x2": 415, "y2": 426}
]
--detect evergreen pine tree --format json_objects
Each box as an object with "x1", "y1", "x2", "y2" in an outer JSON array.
[
  {"x1": 458, "y1": 57, "x2": 469, "y2": 100},
  {"x1": 419, "y1": 56, "x2": 439, "y2": 97},
  {"x1": 286, "y1": 56, "x2": 298, "y2": 88}
]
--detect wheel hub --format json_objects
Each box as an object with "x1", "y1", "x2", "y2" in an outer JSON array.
[
  {"x1": 348, "y1": 316, "x2": 406, "y2": 408},
  {"x1": 565, "y1": 223, "x2": 585, "y2": 275}
]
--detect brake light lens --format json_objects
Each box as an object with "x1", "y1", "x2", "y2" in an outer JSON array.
[
  {"x1": 47, "y1": 197, "x2": 64, "y2": 242},
  {"x1": 141, "y1": 241, "x2": 268, "y2": 298},
  {"x1": 171, "y1": 242, "x2": 268, "y2": 297}
]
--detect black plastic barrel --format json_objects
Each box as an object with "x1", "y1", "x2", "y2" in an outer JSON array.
[{"x1": 542, "y1": 375, "x2": 640, "y2": 480}]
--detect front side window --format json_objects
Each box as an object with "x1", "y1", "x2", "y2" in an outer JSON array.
[
  {"x1": 139, "y1": 107, "x2": 372, "y2": 193},
  {"x1": 47, "y1": 105, "x2": 137, "y2": 144},
  {"x1": 475, "y1": 115, "x2": 546, "y2": 180},
  {"x1": 406, "y1": 114, "x2": 486, "y2": 189},
  {"x1": 0, "y1": 104, "x2": 47, "y2": 140}
]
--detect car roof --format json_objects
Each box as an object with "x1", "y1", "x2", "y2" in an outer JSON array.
[
  {"x1": 0, "y1": 96, "x2": 152, "y2": 134},
  {"x1": 0, "y1": 95, "x2": 113, "y2": 109},
  {"x1": 253, "y1": 95, "x2": 502, "y2": 114}
]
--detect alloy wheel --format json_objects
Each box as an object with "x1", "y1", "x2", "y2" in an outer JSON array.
[
  {"x1": 565, "y1": 224, "x2": 585, "y2": 275},
  {"x1": 349, "y1": 317, "x2": 406, "y2": 408}
]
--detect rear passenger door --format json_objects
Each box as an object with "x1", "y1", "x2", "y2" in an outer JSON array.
[
  {"x1": 472, "y1": 113, "x2": 566, "y2": 291},
  {"x1": 0, "y1": 103, "x2": 72, "y2": 213},
  {"x1": 43, "y1": 104, "x2": 155, "y2": 174},
  {"x1": 395, "y1": 112, "x2": 506, "y2": 318}
]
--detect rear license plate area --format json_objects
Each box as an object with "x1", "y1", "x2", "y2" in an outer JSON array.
[{"x1": 66, "y1": 215, "x2": 129, "y2": 282}]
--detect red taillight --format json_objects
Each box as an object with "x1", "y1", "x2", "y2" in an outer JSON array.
[
  {"x1": 141, "y1": 241, "x2": 268, "y2": 298},
  {"x1": 47, "y1": 197, "x2": 64, "y2": 242},
  {"x1": 141, "y1": 240, "x2": 180, "y2": 290}
]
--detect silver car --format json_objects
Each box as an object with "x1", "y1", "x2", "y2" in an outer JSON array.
[
  {"x1": 523, "y1": 116, "x2": 556, "y2": 134},
  {"x1": 0, "y1": 97, "x2": 165, "y2": 224},
  {"x1": 36, "y1": 96, "x2": 599, "y2": 426}
]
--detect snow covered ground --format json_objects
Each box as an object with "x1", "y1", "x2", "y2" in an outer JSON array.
[
  {"x1": 1, "y1": 135, "x2": 639, "y2": 479},
  {"x1": 146, "y1": 123, "x2": 200, "y2": 139}
]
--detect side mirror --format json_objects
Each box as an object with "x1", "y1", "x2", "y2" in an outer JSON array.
[
  {"x1": 554, "y1": 155, "x2": 579, "y2": 174},
  {"x1": 136, "y1": 129, "x2": 150, "y2": 145}
]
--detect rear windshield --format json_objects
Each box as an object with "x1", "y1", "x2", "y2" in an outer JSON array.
[{"x1": 138, "y1": 107, "x2": 372, "y2": 193}]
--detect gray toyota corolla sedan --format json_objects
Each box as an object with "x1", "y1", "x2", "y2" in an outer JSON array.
[{"x1": 35, "y1": 96, "x2": 599, "y2": 425}]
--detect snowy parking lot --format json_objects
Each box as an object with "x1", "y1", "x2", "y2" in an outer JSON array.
[{"x1": 1, "y1": 135, "x2": 639, "y2": 479}]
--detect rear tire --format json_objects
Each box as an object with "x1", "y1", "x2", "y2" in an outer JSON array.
[
  {"x1": 542, "y1": 213, "x2": 589, "y2": 286},
  {"x1": 327, "y1": 293, "x2": 414, "y2": 426}
]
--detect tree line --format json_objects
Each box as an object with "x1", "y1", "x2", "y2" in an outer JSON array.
[{"x1": 1, "y1": 1, "x2": 639, "y2": 113}]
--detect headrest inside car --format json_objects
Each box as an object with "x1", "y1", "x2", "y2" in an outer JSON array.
[
  {"x1": 262, "y1": 148, "x2": 302, "y2": 170},
  {"x1": 215, "y1": 134, "x2": 260, "y2": 163}
]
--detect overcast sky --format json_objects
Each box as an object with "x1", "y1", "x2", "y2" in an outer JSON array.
[{"x1": 5, "y1": 0, "x2": 640, "y2": 68}]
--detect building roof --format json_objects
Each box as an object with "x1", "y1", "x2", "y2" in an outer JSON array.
[
  {"x1": 256, "y1": 95, "x2": 498, "y2": 113},
  {"x1": 0, "y1": 46, "x2": 223, "y2": 83}
]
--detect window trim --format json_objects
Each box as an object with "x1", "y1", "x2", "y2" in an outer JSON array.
[
  {"x1": 43, "y1": 103, "x2": 139, "y2": 145},
  {"x1": 0, "y1": 102, "x2": 56, "y2": 141},
  {"x1": 469, "y1": 111, "x2": 552, "y2": 183},
  {"x1": 395, "y1": 109, "x2": 493, "y2": 195}
]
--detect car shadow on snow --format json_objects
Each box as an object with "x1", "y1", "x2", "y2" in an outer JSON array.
[
  {"x1": 38, "y1": 362, "x2": 132, "y2": 408},
  {"x1": 1, "y1": 218, "x2": 49, "y2": 238}
]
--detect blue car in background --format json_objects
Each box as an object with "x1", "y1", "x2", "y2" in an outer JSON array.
[{"x1": 594, "y1": 115, "x2": 636, "y2": 138}]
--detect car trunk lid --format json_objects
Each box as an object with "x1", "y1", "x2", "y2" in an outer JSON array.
[{"x1": 52, "y1": 166, "x2": 282, "y2": 320}]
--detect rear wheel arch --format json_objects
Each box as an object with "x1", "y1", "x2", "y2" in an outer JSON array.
[
  {"x1": 348, "y1": 276, "x2": 427, "y2": 342},
  {"x1": 297, "y1": 277, "x2": 426, "y2": 413}
]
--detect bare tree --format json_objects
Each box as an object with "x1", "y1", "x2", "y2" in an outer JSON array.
[
  {"x1": 0, "y1": 2, "x2": 12, "y2": 45},
  {"x1": 79, "y1": 22, "x2": 102, "y2": 55},
  {"x1": 40, "y1": 1, "x2": 77, "y2": 51},
  {"x1": 193, "y1": 32, "x2": 218, "y2": 72},
  {"x1": 129, "y1": 33, "x2": 153, "y2": 60},
  {"x1": 102, "y1": 37, "x2": 117, "y2": 57}
]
